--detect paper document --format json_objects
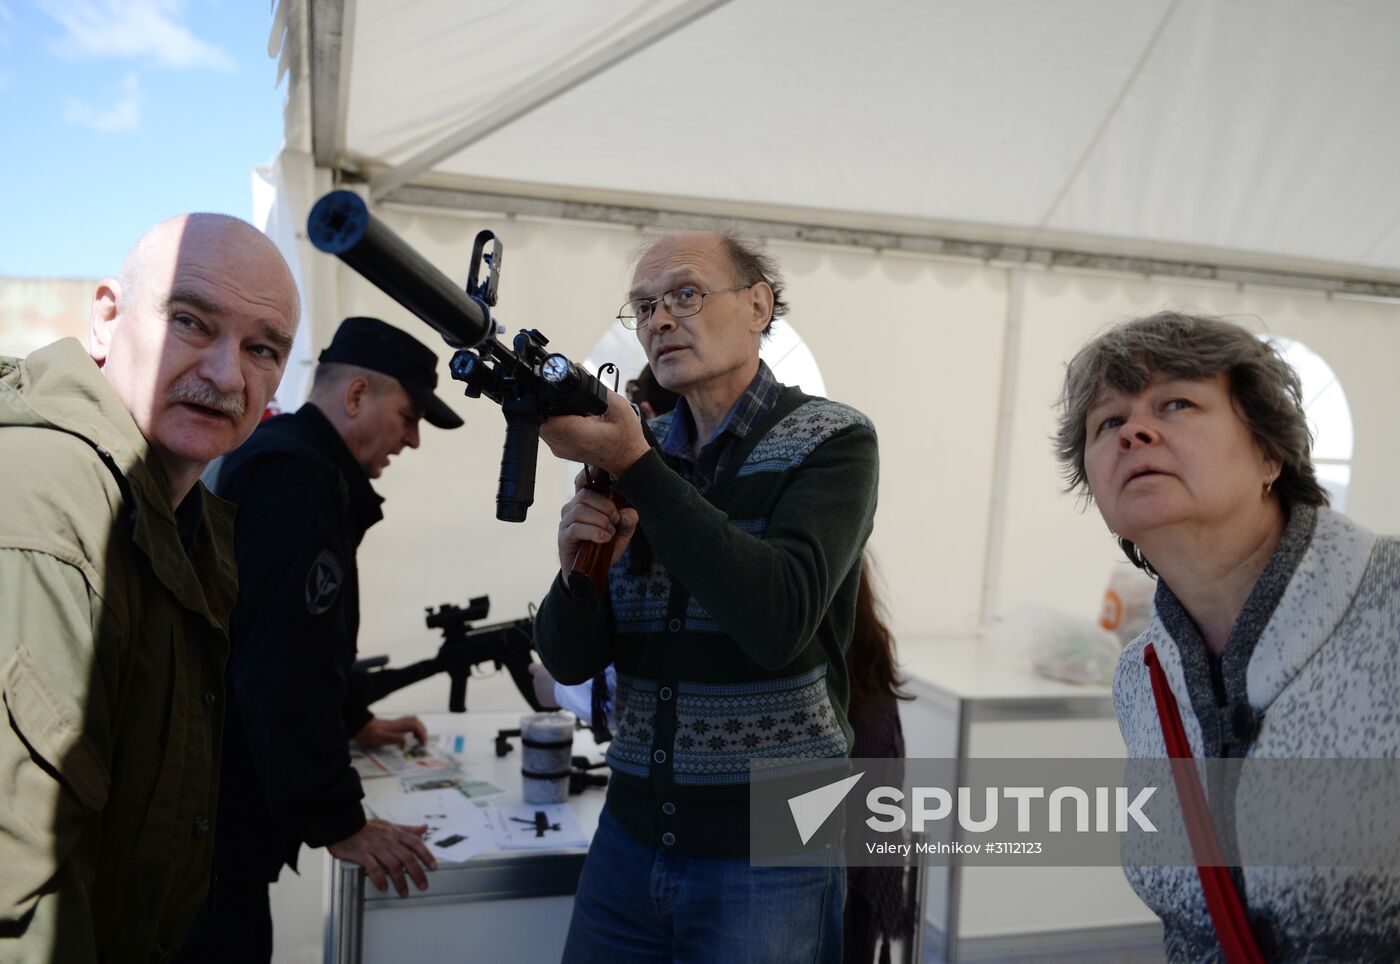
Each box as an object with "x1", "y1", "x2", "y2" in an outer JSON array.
[
  {"x1": 455, "y1": 778, "x2": 507, "y2": 800},
  {"x1": 351, "y1": 740, "x2": 454, "y2": 779},
  {"x1": 399, "y1": 772, "x2": 463, "y2": 793},
  {"x1": 489, "y1": 803, "x2": 590, "y2": 850},
  {"x1": 369, "y1": 789, "x2": 501, "y2": 863}
]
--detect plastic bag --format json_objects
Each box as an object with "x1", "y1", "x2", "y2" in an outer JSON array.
[
  {"x1": 991, "y1": 604, "x2": 1123, "y2": 686},
  {"x1": 1098, "y1": 565, "x2": 1156, "y2": 644}
]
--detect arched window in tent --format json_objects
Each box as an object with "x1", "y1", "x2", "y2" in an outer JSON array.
[
  {"x1": 586, "y1": 315, "x2": 826, "y2": 406},
  {"x1": 1262, "y1": 336, "x2": 1353, "y2": 511}
]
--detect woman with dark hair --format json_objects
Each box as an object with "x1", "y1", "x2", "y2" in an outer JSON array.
[
  {"x1": 843, "y1": 554, "x2": 914, "y2": 964},
  {"x1": 1056, "y1": 311, "x2": 1400, "y2": 961}
]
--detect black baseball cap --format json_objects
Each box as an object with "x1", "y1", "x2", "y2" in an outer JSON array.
[{"x1": 317, "y1": 316, "x2": 464, "y2": 429}]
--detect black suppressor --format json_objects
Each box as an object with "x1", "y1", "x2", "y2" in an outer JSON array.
[{"x1": 307, "y1": 190, "x2": 609, "y2": 521}]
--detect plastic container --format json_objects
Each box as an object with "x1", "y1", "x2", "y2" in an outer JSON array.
[{"x1": 520, "y1": 710, "x2": 576, "y2": 804}]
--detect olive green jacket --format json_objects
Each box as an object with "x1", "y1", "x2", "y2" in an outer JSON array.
[{"x1": 0, "y1": 339, "x2": 238, "y2": 962}]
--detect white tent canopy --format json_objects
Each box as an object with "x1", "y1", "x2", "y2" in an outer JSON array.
[
  {"x1": 259, "y1": 9, "x2": 1400, "y2": 953},
  {"x1": 276, "y1": 0, "x2": 1400, "y2": 292},
  {"x1": 263, "y1": 0, "x2": 1400, "y2": 658}
]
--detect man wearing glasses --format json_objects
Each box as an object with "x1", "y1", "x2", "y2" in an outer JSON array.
[{"x1": 535, "y1": 231, "x2": 878, "y2": 962}]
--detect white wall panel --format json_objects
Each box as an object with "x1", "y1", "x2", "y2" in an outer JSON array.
[
  {"x1": 993, "y1": 270, "x2": 1400, "y2": 631},
  {"x1": 332, "y1": 210, "x2": 642, "y2": 713},
  {"x1": 767, "y1": 244, "x2": 1008, "y2": 639},
  {"x1": 309, "y1": 208, "x2": 1400, "y2": 715}
]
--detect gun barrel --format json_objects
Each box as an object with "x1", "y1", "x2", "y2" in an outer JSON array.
[
  {"x1": 307, "y1": 190, "x2": 491, "y2": 350},
  {"x1": 351, "y1": 657, "x2": 442, "y2": 706}
]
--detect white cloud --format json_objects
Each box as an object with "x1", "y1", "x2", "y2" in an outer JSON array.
[
  {"x1": 39, "y1": 0, "x2": 235, "y2": 71},
  {"x1": 65, "y1": 71, "x2": 142, "y2": 133}
]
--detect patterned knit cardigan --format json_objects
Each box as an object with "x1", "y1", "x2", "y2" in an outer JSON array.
[
  {"x1": 535, "y1": 388, "x2": 879, "y2": 858},
  {"x1": 1113, "y1": 506, "x2": 1400, "y2": 962}
]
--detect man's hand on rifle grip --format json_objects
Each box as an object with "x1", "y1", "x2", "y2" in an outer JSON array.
[
  {"x1": 539, "y1": 389, "x2": 650, "y2": 476},
  {"x1": 557, "y1": 466, "x2": 638, "y2": 588}
]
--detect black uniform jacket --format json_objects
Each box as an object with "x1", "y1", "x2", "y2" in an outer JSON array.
[{"x1": 210, "y1": 403, "x2": 384, "y2": 882}]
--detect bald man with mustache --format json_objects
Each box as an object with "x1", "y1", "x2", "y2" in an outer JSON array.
[{"x1": 0, "y1": 213, "x2": 300, "y2": 962}]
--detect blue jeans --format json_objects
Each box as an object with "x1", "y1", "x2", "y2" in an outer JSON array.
[{"x1": 563, "y1": 808, "x2": 844, "y2": 963}]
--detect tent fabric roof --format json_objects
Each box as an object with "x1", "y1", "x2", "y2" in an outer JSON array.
[{"x1": 278, "y1": 0, "x2": 1400, "y2": 282}]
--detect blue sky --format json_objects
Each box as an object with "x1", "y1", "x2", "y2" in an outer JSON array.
[{"x1": 0, "y1": 0, "x2": 285, "y2": 279}]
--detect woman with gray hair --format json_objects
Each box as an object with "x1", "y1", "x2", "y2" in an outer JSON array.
[{"x1": 1055, "y1": 311, "x2": 1400, "y2": 962}]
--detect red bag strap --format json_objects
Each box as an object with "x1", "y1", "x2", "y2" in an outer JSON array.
[{"x1": 1143, "y1": 644, "x2": 1265, "y2": 964}]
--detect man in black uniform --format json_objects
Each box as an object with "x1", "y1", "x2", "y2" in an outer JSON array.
[{"x1": 178, "y1": 317, "x2": 464, "y2": 962}]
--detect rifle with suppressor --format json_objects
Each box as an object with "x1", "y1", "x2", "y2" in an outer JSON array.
[
  {"x1": 306, "y1": 190, "x2": 610, "y2": 525},
  {"x1": 351, "y1": 595, "x2": 545, "y2": 713}
]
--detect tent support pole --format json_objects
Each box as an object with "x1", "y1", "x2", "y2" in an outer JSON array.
[
  {"x1": 309, "y1": 0, "x2": 355, "y2": 168},
  {"x1": 979, "y1": 268, "x2": 1024, "y2": 632}
]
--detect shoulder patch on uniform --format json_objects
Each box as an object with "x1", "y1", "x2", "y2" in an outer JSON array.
[{"x1": 306, "y1": 549, "x2": 344, "y2": 615}]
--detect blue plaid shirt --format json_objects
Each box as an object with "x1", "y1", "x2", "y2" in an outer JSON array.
[{"x1": 659, "y1": 361, "x2": 785, "y2": 494}]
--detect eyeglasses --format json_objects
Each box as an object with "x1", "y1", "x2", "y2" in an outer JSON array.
[{"x1": 616, "y1": 284, "x2": 752, "y2": 330}]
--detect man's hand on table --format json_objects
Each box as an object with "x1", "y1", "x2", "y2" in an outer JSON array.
[
  {"x1": 355, "y1": 715, "x2": 428, "y2": 748},
  {"x1": 328, "y1": 819, "x2": 437, "y2": 896}
]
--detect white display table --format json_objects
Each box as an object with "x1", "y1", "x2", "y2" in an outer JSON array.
[
  {"x1": 323, "y1": 711, "x2": 607, "y2": 964},
  {"x1": 294, "y1": 643, "x2": 1163, "y2": 963},
  {"x1": 897, "y1": 637, "x2": 1162, "y2": 962}
]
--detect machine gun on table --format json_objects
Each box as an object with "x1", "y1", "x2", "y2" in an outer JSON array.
[{"x1": 352, "y1": 595, "x2": 545, "y2": 713}]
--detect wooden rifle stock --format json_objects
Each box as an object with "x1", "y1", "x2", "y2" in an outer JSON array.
[
  {"x1": 568, "y1": 472, "x2": 627, "y2": 604},
  {"x1": 566, "y1": 405, "x2": 659, "y2": 605}
]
